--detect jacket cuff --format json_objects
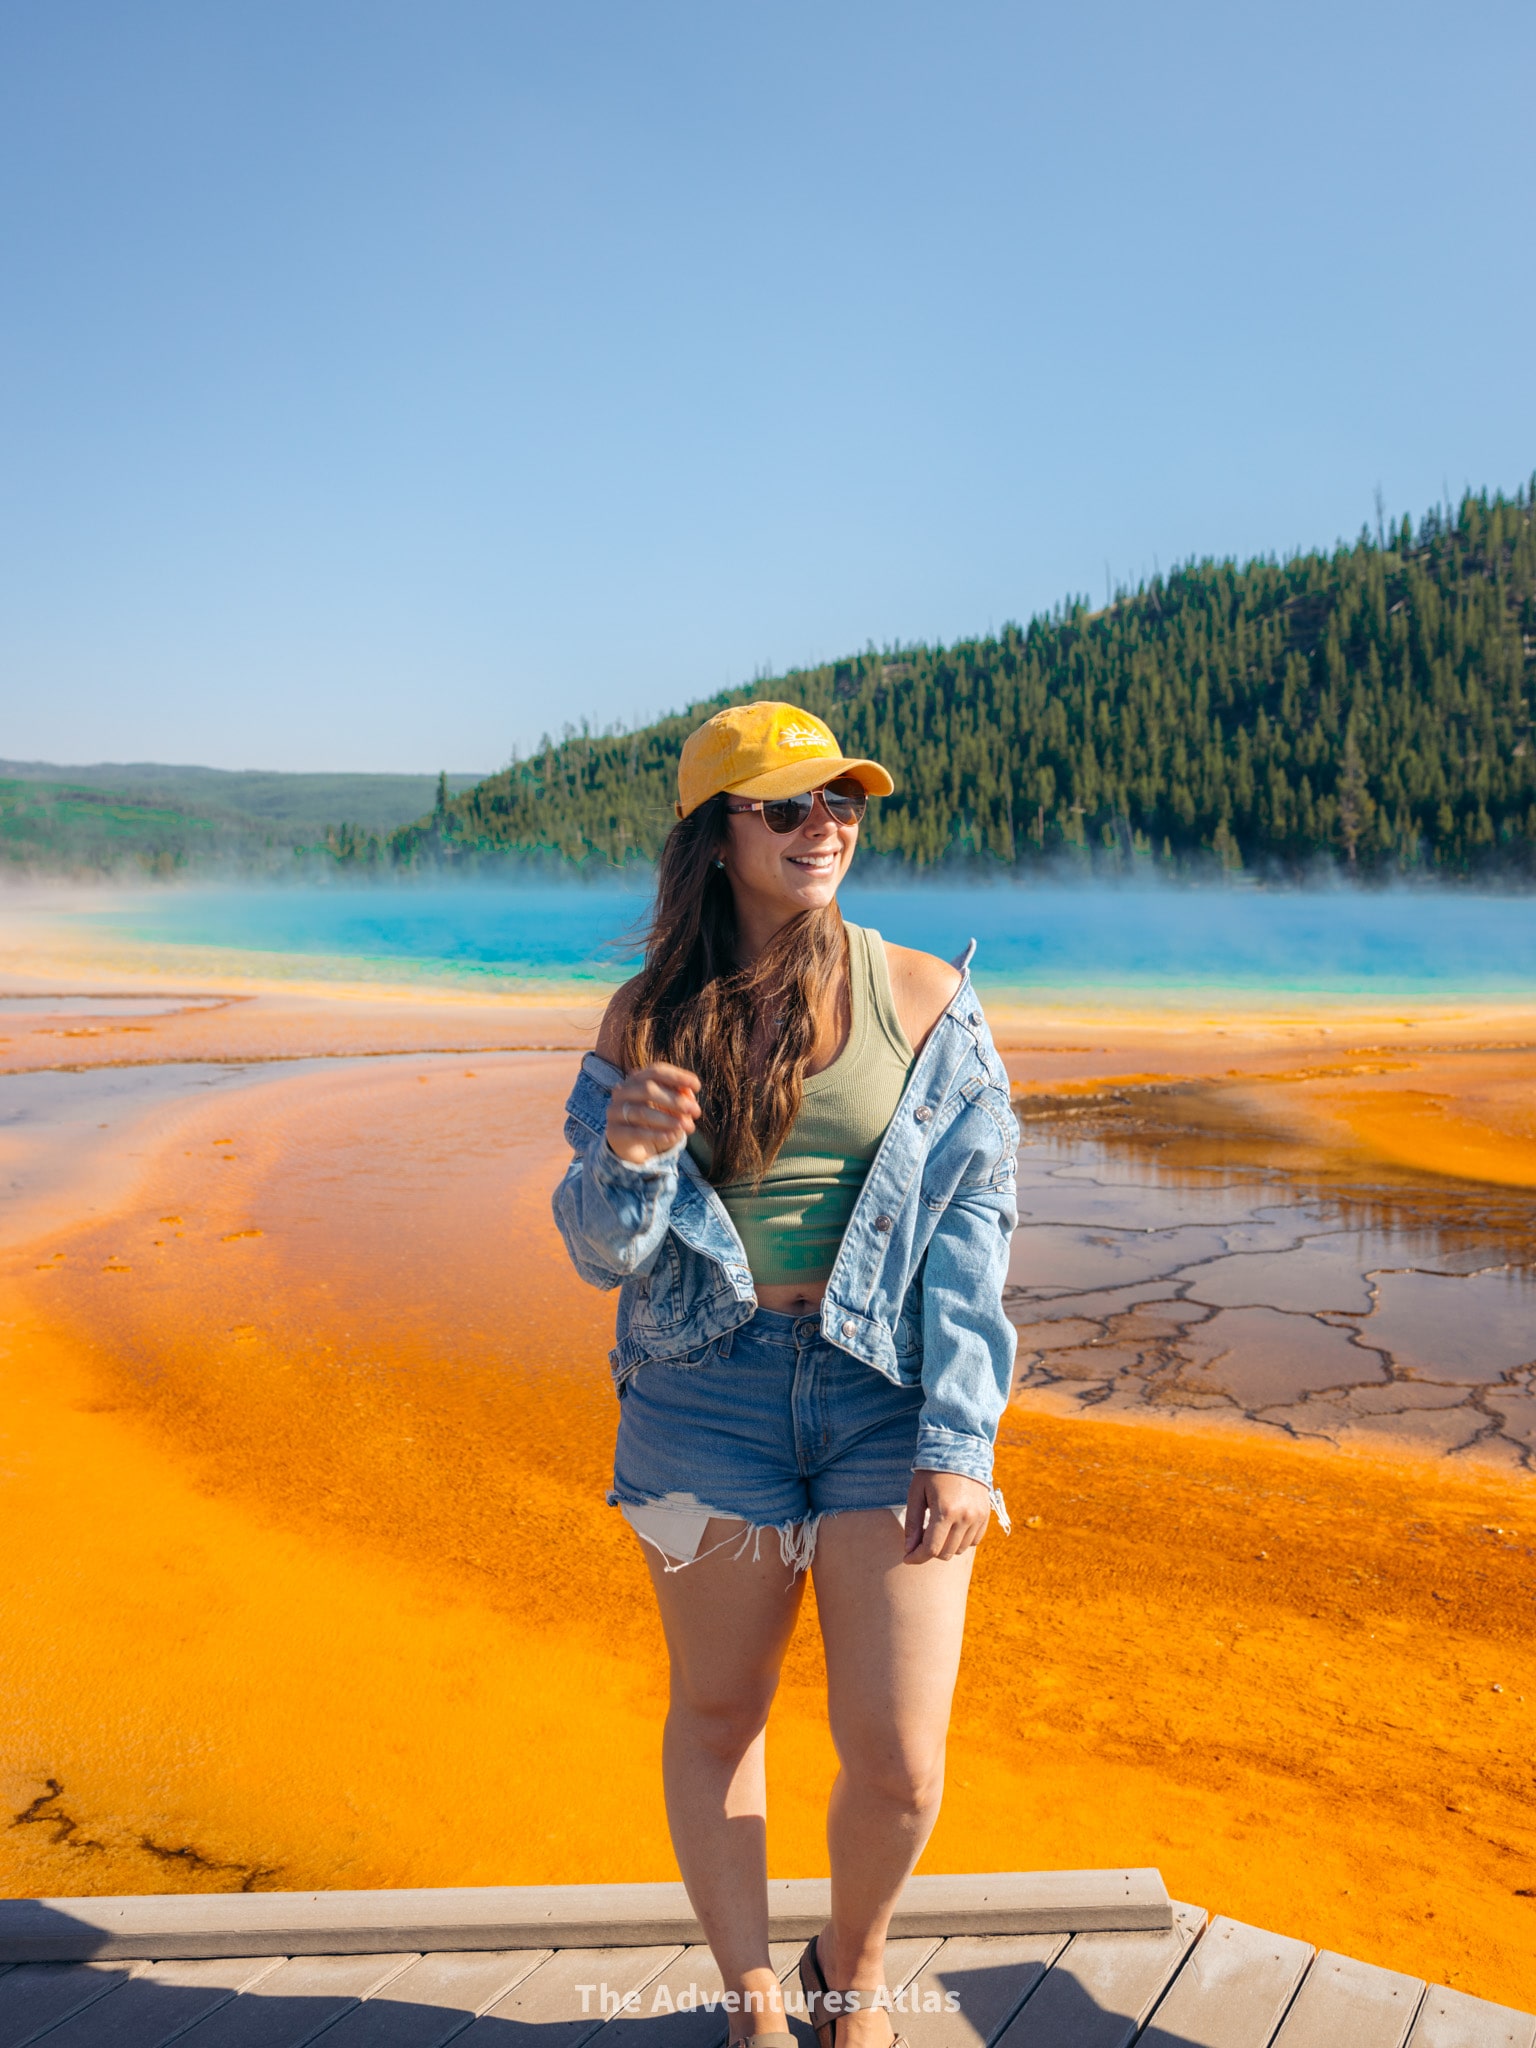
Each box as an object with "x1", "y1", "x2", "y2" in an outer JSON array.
[
  {"x1": 913, "y1": 1423, "x2": 994, "y2": 1487},
  {"x1": 589, "y1": 1135, "x2": 685, "y2": 1190}
]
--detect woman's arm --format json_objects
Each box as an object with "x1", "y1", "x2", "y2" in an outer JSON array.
[
  {"x1": 550, "y1": 981, "x2": 700, "y2": 1289},
  {"x1": 595, "y1": 982, "x2": 700, "y2": 1165},
  {"x1": 914, "y1": 1172, "x2": 1018, "y2": 1479},
  {"x1": 905, "y1": 1004, "x2": 1020, "y2": 1559},
  {"x1": 899, "y1": 1171, "x2": 1017, "y2": 1562}
]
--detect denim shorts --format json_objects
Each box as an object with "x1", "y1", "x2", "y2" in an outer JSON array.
[{"x1": 608, "y1": 1305, "x2": 925, "y2": 1574}]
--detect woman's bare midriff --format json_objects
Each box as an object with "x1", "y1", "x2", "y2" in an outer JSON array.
[{"x1": 754, "y1": 1281, "x2": 828, "y2": 1314}]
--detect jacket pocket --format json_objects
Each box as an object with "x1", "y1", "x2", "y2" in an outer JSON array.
[
  {"x1": 669, "y1": 1338, "x2": 724, "y2": 1370},
  {"x1": 646, "y1": 1332, "x2": 729, "y2": 1374}
]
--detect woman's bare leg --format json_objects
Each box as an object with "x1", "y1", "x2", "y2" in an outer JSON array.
[
  {"x1": 811, "y1": 1508, "x2": 975, "y2": 2048},
  {"x1": 640, "y1": 1520, "x2": 807, "y2": 2035}
]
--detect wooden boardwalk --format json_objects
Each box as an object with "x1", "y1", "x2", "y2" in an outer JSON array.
[{"x1": 0, "y1": 1874, "x2": 1529, "y2": 2048}]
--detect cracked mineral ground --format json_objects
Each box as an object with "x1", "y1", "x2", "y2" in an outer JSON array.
[{"x1": 1007, "y1": 1092, "x2": 1536, "y2": 1467}]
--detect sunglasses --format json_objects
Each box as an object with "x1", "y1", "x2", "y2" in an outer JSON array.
[{"x1": 724, "y1": 777, "x2": 869, "y2": 834}]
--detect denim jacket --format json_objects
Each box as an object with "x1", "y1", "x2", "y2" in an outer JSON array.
[{"x1": 551, "y1": 944, "x2": 1020, "y2": 1489}]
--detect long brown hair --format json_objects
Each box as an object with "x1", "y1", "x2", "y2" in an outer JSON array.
[{"x1": 620, "y1": 794, "x2": 848, "y2": 1185}]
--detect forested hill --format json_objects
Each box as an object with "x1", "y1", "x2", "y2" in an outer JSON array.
[
  {"x1": 383, "y1": 482, "x2": 1536, "y2": 878},
  {"x1": 0, "y1": 768, "x2": 484, "y2": 878}
]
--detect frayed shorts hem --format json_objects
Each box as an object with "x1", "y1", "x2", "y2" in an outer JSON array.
[
  {"x1": 607, "y1": 1490, "x2": 904, "y2": 1574},
  {"x1": 607, "y1": 1484, "x2": 1010, "y2": 1575}
]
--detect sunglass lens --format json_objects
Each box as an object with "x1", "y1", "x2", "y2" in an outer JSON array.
[
  {"x1": 822, "y1": 779, "x2": 868, "y2": 822},
  {"x1": 762, "y1": 793, "x2": 815, "y2": 832}
]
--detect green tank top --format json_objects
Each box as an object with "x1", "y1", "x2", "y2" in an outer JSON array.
[{"x1": 687, "y1": 923, "x2": 915, "y2": 1288}]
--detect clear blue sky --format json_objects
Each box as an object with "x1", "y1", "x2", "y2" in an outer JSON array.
[{"x1": 3, "y1": 1, "x2": 1532, "y2": 774}]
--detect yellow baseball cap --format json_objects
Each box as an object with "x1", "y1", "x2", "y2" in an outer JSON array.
[{"x1": 676, "y1": 700, "x2": 895, "y2": 819}]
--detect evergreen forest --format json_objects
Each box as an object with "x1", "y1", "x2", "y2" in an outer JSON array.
[
  {"x1": 373, "y1": 484, "x2": 1536, "y2": 881},
  {"x1": 0, "y1": 768, "x2": 484, "y2": 879}
]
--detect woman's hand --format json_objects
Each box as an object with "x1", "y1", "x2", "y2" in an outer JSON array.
[
  {"x1": 605, "y1": 1061, "x2": 701, "y2": 1164},
  {"x1": 902, "y1": 1468, "x2": 992, "y2": 1563}
]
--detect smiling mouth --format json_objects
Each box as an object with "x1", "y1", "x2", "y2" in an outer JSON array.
[{"x1": 787, "y1": 852, "x2": 837, "y2": 871}]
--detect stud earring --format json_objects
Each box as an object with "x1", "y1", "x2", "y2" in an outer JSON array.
[{"x1": 714, "y1": 858, "x2": 725, "y2": 869}]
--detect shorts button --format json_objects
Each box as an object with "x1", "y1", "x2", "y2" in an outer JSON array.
[
  {"x1": 874, "y1": 1215, "x2": 893, "y2": 1232},
  {"x1": 841, "y1": 1319, "x2": 857, "y2": 1338},
  {"x1": 914, "y1": 1105, "x2": 934, "y2": 1123}
]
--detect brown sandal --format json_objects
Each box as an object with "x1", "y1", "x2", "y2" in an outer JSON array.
[
  {"x1": 798, "y1": 1935, "x2": 905, "y2": 2048},
  {"x1": 799, "y1": 1932, "x2": 834, "y2": 2048}
]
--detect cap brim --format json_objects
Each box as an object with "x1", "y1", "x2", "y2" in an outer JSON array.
[{"x1": 724, "y1": 756, "x2": 895, "y2": 801}]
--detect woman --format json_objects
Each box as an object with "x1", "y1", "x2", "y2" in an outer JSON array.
[{"x1": 553, "y1": 700, "x2": 1019, "y2": 2048}]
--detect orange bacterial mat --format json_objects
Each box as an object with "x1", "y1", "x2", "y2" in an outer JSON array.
[{"x1": 1, "y1": 1041, "x2": 1533, "y2": 2008}]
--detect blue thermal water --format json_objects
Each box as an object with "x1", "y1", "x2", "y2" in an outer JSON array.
[{"x1": 81, "y1": 881, "x2": 1536, "y2": 998}]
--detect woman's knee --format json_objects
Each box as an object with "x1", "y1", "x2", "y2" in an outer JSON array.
[
  {"x1": 668, "y1": 1679, "x2": 778, "y2": 1762},
  {"x1": 840, "y1": 1738, "x2": 945, "y2": 1815}
]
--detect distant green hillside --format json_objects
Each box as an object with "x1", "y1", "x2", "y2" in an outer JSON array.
[
  {"x1": 0, "y1": 766, "x2": 484, "y2": 877},
  {"x1": 378, "y1": 481, "x2": 1535, "y2": 879}
]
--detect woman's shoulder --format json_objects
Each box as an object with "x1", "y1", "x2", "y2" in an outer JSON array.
[
  {"x1": 594, "y1": 974, "x2": 644, "y2": 1064},
  {"x1": 874, "y1": 936, "x2": 963, "y2": 1055}
]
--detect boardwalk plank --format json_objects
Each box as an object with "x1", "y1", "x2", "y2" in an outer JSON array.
[
  {"x1": 19, "y1": 1957, "x2": 283, "y2": 2048},
  {"x1": 1408, "y1": 1987, "x2": 1536, "y2": 2048},
  {"x1": 167, "y1": 1952, "x2": 420, "y2": 2048},
  {"x1": 990, "y1": 1904, "x2": 1206, "y2": 2048},
  {"x1": 584, "y1": 1940, "x2": 832, "y2": 2048},
  {"x1": 569, "y1": 1941, "x2": 739, "y2": 2048},
  {"x1": 1271, "y1": 1951, "x2": 1424, "y2": 2048},
  {"x1": 0, "y1": 1960, "x2": 136, "y2": 2048},
  {"x1": 1138, "y1": 1916, "x2": 1314, "y2": 2047},
  {"x1": 463, "y1": 1947, "x2": 687, "y2": 2045},
  {"x1": 883, "y1": 1934, "x2": 1069, "y2": 2048},
  {"x1": 308, "y1": 1951, "x2": 552, "y2": 2047}
]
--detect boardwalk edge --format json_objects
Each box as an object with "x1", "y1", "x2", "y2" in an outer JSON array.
[{"x1": 0, "y1": 1869, "x2": 1173, "y2": 1961}]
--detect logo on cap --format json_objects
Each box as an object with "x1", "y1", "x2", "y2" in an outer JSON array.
[{"x1": 777, "y1": 721, "x2": 832, "y2": 750}]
